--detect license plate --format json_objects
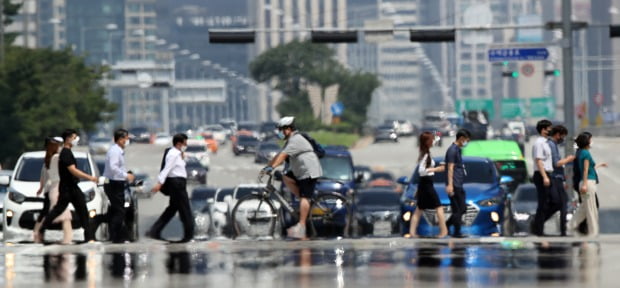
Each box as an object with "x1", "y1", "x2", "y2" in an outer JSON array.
[{"x1": 373, "y1": 221, "x2": 392, "y2": 236}]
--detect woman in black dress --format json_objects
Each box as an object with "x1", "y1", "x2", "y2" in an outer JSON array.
[{"x1": 407, "y1": 132, "x2": 448, "y2": 238}]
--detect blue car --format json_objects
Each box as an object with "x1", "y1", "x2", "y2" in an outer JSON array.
[{"x1": 398, "y1": 156, "x2": 512, "y2": 237}]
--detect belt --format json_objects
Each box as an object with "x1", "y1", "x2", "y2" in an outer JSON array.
[{"x1": 166, "y1": 177, "x2": 186, "y2": 180}]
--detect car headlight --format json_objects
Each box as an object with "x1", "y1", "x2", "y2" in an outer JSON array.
[
  {"x1": 83, "y1": 188, "x2": 97, "y2": 202},
  {"x1": 237, "y1": 145, "x2": 244, "y2": 150},
  {"x1": 513, "y1": 212, "x2": 530, "y2": 221},
  {"x1": 8, "y1": 190, "x2": 26, "y2": 204},
  {"x1": 478, "y1": 196, "x2": 503, "y2": 207},
  {"x1": 402, "y1": 211, "x2": 412, "y2": 222},
  {"x1": 192, "y1": 170, "x2": 198, "y2": 176}
]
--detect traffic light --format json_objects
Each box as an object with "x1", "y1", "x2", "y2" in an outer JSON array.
[
  {"x1": 611, "y1": 25, "x2": 620, "y2": 38},
  {"x1": 544, "y1": 69, "x2": 561, "y2": 77},
  {"x1": 311, "y1": 30, "x2": 358, "y2": 43},
  {"x1": 409, "y1": 29, "x2": 455, "y2": 42},
  {"x1": 502, "y1": 71, "x2": 519, "y2": 78},
  {"x1": 208, "y1": 30, "x2": 256, "y2": 43}
]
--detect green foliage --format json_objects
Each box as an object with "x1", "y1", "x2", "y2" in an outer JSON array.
[
  {"x1": 2, "y1": 0, "x2": 22, "y2": 44},
  {"x1": 0, "y1": 47, "x2": 116, "y2": 165},
  {"x1": 250, "y1": 40, "x2": 379, "y2": 135}
]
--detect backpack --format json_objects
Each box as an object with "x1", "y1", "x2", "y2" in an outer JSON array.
[
  {"x1": 572, "y1": 149, "x2": 582, "y2": 192},
  {"x1": 300, "y1": 132, "x2": 325, "y2": 158}
]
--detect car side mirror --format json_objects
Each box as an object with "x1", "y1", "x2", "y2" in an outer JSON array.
[
  {"x1": 273, "y1": 170, "x2": 283, "y2": 181},
  {"x1": 355, "y1": 173, "x2": 364, "y2": 184},
  {"x1": 0, "y1": 175, "x2": 10, "y2": 186},
  {"x1": 500, "y1": 175, "x2": 514, "y2": 185},
  {"x1": 396, "y1": 176, "x2": 409, "y2": 185}
]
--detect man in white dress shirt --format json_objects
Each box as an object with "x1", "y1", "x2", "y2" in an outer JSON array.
[
  {"x1": 103, "y1": 129, "x2": 135, "y2": 243},
  {"x1": 531, "y1": 119, "x2": 553, "y2": 236},
  {"x1": 148, "y1": 133, "x2": 194, "y2": 242}
]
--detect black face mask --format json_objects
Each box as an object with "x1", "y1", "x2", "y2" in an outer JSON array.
[{"x1": 557, "y1": 138, "x2": 565, "y2": 145}]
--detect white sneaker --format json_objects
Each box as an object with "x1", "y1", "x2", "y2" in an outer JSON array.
[{"x1": 287, "y1": 224, "x2": 306, "y2": 239}]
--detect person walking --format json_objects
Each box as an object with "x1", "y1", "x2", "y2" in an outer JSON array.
[
  {"x1": 444, "y1": 129, "x2": 471, "y2": 238},
  {"x1": 531, "y1": 119, "x2": 553, "y2": 236},
  {"x1": 34, "y1": 136, "x2": 73, "y2": 244},
  {"x1": 103, "y1": 129, "x2": 135, "y2": 243},
  {"x1": 148, "y1": 133, "x2": 194, "y2": 243},
  {"x1": 546, "y1": 125, "x2": 575, "y2": 236},
  {"x1": 37, "y1": 129, "x2": 98, "y2": 243},
  {"x1": 262, "y1": 116, "x2": 322, "y2": 239},
  {"x1": 569, "y1": 133, "x2": 607, "y2": 236},
  {"x1": 407, "y1": 131, "x2": 448, "y2": 238}
]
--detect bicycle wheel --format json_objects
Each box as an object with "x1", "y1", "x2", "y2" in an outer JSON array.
[
  {"x1": 231, "y1": 194, "x2": 277, "y2": 239},
  {"x1": 309, "y1": 193, "x2": 349, "y2": 238}
]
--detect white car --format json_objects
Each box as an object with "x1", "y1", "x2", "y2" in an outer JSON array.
[
  {"x1": 3, "y1": 151, "x2": 108, "y2": 242},
  {"x1": 185, "y1": 139, "x2": 210, "y2": 168},
  {"x1": 88, "y1": 136, "x2": 113, "y2": 155},
  {"x1": 202, "y1": 124, "x2": 228, "y2": 145},
  {"x1": 153, "y1": 133, "x2": 172, "y2": 146}
]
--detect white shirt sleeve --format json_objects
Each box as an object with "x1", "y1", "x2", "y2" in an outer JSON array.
[
  {"x1": 418, "y1": 153, "x2": 435, "y2": 177},
  {"x1": 158, "y1": 149, "x2": 179, "y2": 184}
]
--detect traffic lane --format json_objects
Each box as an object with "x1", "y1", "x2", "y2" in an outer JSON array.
[{"x1": 0, "y1": 237, "x2": 617, "y2": 287}]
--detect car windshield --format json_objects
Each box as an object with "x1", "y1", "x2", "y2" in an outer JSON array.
[
  {"x1": 514, "y1": 186, "x2": 537, "y2": 201},
  {"x1": 216, "y1": 188, "x2": 233, "y2": 202},
  {"x1": 238, "y1": 135, "x2": 258, "y2": 143},
  {"x1": 238, "y1": 124, "x2": 258, "y2": 131},
  {"x1": 185, "y1": 157, "x2": 203, "y2": 168},
  {"x1": 370, "y1": 172, "x2": 393, "y2": 181},
  {"x1": 412, "y1": 160, "x2": 495, "y2": 184},
  {"x1": 356, "y1": 191, "x2": 400, "y2": 206},
  {"x1": 235, "y1": 187, "x2": 262, "y2": 199},
  {"x1": 186, "y1": 145, "x2": 205, "y2": 153},
  {"x1": 15, "y1": 156, "x2": 92, "y2": 181},
  {"x1": 191, "y1": 188, "x2": 217, "y2": 200},
  {"x1": 320, "y1": 156, "x2": 353, "y2": 181},
  {"x1": 259, "y1": 143, "x2": 280, "y2": 151}
]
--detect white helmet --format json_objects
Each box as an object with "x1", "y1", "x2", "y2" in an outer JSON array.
[{"x1": 277, "y1": 116, "x2": 295, "y2": 129}]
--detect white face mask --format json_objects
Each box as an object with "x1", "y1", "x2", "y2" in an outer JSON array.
[
  {"x1": 462, "y1": 140, "x2": 469, "y2": 147},
  {"x1": 71, "y1": 136, "x2": 80, "y2": 147},
  {"x1": 181, "y1": 145, "x2": 187, "y2": 152},
  {"x1": 589, "y1": 141, "x2": 593, "y2": 148}
]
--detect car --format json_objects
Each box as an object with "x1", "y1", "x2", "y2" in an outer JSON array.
[
  {"x1": 461, "y1": 110, "x2": 490, "y2": 140},
  {"x1": 462, "y1": 140, "x2": 528, "y2": 192},
  {"x1": 202, "y1": 124, "x2": 228, "y2": 145},
  {"x1": 496, "y1": 123, "x2": 526, "y2": 155},
  {"x1": 3, "y1": 151, "x2": 109, "y2": 242},
  {"x1": 259, "y1": 121, "x2": 278, "y2": 141},
  {"x1": 503, "y1": 183, "x2": 577, "y2": 236},
  {"x1": 233, "y1": 135, "x2": 260, "y2": 156},
  {"x1": 153, "y1": 133, "x2": 172, "y2": 146},
  {"x1": 185, "y1": 139, "x2": 210, "y2": 167},
  {"x1": 0, "y1": 170, "x2": 13, "y2": 229},
  {"x1": 185, "y1": 156, "x2": 208, "y2": 185},
  {"x1": 366, "y1": 171, "x2": 400, "y2": 192},
  {"x1": 398, "y1": 156, "x2": 513, "y2": 237},
  {"x1": 354, "y1": 188, "x2": 401, "y2": 236},
  {"x1": 254, "y1": 142, "x2": 281, "y2": 164},
  {"x1": 191, "y1": 187, "x2": 220, "y2": 240},
  {"x1": 211, "y1": 187, "x2": 234, "y2": 237},
  {"x1": 88, "y1": 136, "x2": 113, "y2": 155},
  {"x1": 396, "y1": 120, "x2": 416, "y2": 136},
  {"x1": 128, "y1": 127, "x2": 151, "y2": 144},
  {"x1": 373, "y1": 125, "x2": 398, "y2": 143}
]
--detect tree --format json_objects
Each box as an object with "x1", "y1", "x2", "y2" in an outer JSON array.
[
  {"x1": 250, "y1": 40, "x2": 379, "y2": 132},
  {"x1": 0, "y1": 47, "x2": 116, "y2": 165}
]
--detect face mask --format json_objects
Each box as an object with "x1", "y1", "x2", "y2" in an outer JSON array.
[
  {"x1": 71, "y1": 136, "x2": 80, "y2": 147},
  {"x1": 462, "y1": 141, "x2": 469, "y2": 147},
  {"x1": 277, "y1": 131, "x2": 285, "y2": 140},
  {"x1": 589, "y1": 141, "x2": 593, "y2": 148},
  {"x1": 181, "y1": 145, "x2": 187, "y2": 152},
  {"x1": 557, "y1": 138, "x2": 564, "y2": 145}
]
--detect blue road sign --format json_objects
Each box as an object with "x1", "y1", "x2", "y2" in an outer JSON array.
[
  {"x1": 488, "y1": 48, "x2": 549, "y2": 62},
  {"x1": 331, "y1": 102, "x2": 344, "y2": 116}
]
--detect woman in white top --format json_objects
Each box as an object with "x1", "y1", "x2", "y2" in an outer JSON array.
[
  {"x1": 33, "y1": 137, "x2": 73, "y2": 244},
  {"x1": 407, "y1": 132, "x2": 449, "y2": 238}
]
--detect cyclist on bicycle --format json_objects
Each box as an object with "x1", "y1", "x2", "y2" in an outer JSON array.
[{"x1": 261, "y1": 116, "x2": 322, "y2": 239}]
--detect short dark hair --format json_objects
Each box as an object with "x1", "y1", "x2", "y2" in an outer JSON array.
[
  {"x1": 114, "y1": 129, "x2": 129, "y2": 142},
  {"x1": 575, "y1": 132, "x2": 591, "y2": 149},
  {"x1": 456, "y1": 129, "x2": 471, "y2": 140},
  {"x1": 536, "y1": 119, "x2": 553, "y2": 134},
  {"x1": 172, "y1": 133, "x2": 188, "y2": 146},
  {"x1": 62, "y1": 129, "x2": 78, "y2": 142},
  {"x1": 549, "y1": 125, "x2": 568, "y2": 137}
]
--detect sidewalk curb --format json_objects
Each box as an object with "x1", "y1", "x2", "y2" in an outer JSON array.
[{"x1": 351, "y1": 136, "x2": 373, "y2": 150}]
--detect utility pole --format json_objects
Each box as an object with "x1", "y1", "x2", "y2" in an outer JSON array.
[
  {"x1": 1, "y1": 0, "x2": 5, "y2": 66},
  {"x1": 562, "y1": 0, "x2": 575, "y2": 155}
]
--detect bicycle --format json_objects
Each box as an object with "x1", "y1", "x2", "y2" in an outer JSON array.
[{"x1": 231, "y1": 172, "x2": 350, "y2": 239}]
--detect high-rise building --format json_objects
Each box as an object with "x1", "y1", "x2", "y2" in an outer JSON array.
[
  {"x1": 5, "y1": 0, "x2": 38, "y2": 48},
  {"x1": 124, "y1": 0, "x2": 157, "y2": 60},
  {"x1": 37, "y1": 0, "x2": 67, "y2": 50}
]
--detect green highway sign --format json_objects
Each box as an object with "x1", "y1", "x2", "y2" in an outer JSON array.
[
  {"x1": 529, "y1": 97, "x2": 555, "y2": 118},
  {"x1": 501, "y1": 98, "x2": 526, "y2": 119},
  {"x1": 456, "y1": 99, "x2": 494, "y2": 119}
]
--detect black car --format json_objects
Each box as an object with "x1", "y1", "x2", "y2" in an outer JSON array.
[
  {"x1": 504, "y1": 183, "x2": 576, "y2": 236},
  {"x1": 373, "y1": 125, "x2": 398, "y2": 143},
  {"x1": 128, "y1": 127, "x2": 151, "y2": 144},
  {"x1": 186, "y1": 156, "x2": 208, "y2": 185},
  {"x1": 259, "y1": 121, "x2": 278, "y2": 141},
  {"x1": 254, "y1": 142, "x2": 281, "y2": 163},
  {"x1": 355, "y1": 188, "x2": 401, "y2": 236},
  {"x1": 234, "y1": 135, "x2": 260, "y2": 155},
  {"x1": 191, "y1": 187, "x2": 219, "y2": 213}
]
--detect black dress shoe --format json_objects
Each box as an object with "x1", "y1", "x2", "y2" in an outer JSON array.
[{"x1": 145, "y1": 231, "x2": 165, "y2": 241}]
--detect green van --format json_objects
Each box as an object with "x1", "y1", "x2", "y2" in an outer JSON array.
[{"x1": 462, "y1": 140, "x2": 528, "y2": 187}]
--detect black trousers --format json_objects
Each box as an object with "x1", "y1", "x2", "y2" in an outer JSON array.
[
  {"x1": 446, "y1": 187, "x2": 466, "y2": 235},
  {"x1": 36, "y1": 192, "x2": 50, "y2": 222},
  {"x1": 40, "y1": 183, "x2": 92, "y2": 241},
  {"x1": 545, "y1": 178, "x2": 568, "y2": 236},
  {"x1": 149, "y1": 177, "x2": 194, "y2": 240},
  {"x1": 104, "y1": 181, "x2": 128, "y2": 243},
  {"x1": 532, "y1": 171, "x2": 553, "y2": 236}
]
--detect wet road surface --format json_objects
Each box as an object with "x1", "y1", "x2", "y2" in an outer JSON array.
[{"x1": 0, "y1": 236, "x2": 618, "y2": 287}]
